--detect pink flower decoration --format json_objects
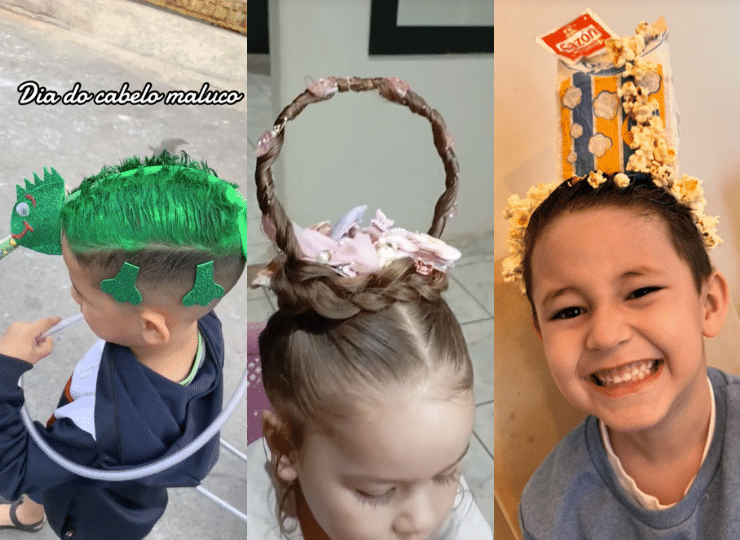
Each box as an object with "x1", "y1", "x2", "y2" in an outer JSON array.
[
  {"x1": 294, "y1": 225, "x2": 381, "y2": 276},
  {"x1": 312, "y1": 221, "x2": 332, "y2": 236},
  {"x1": 256, "y1": 130, "x2": 276, "y2": 158},
  {"x1": 415, "y1": 259, "x2": 434, "y2": 276},
  {"x1": 267, "y1": 207, "x2": 461, "y2": 277},
  {"x1": 308, "y1": 77, "x2": 338, "y2": 98},
  {"x1": 392, "y1": 230, "x2": 461, "y2": 264},
  {"x1": 386, "y1": 77, "x2": 410, "y2": 97},
  {"x1": 371, "y1": 209, "x2": 394, "y2": 232},
  {"x1": 295, "y1": 226, "x2": 338, "y2": 258},
  {"x1": 334, "y1": 233, "x2": 381, "y2": 275}
]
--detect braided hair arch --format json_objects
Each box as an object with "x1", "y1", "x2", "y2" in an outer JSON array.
[{"x1": 255, "y1": 76, "x2": 460, "y2": 319}]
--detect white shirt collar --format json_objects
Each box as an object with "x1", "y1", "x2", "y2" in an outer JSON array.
[{"x1": 599, "y1": 375, "x2": 715, "y2": 510}]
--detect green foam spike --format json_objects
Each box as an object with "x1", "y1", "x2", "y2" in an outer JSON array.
[
  {"x1": 224, "y1": 186, "x2": 248, "y2": 260},
  {"x1": 100, "y1": 262, "x2": 143, "y2": 305},
  {"x1": 215, "y1": 180, "x2": 247, "y2": 262},
  {"x1": 237, "y1": 209, "x2": 248, "y2": 261},
  {"x1": 182, "y1": 261, "x2": 225, "y2": 307}
]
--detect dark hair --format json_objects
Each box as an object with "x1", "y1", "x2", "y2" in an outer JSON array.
[
  {"x1": 73, "y1": 249, "x2": 245, "y2": 307},
  {"x1": 254, "y1": 76, "x2": 472, "y2": 532},
  {"x1": 522, "y1": 172, "x2": 713, "y2": 319}
]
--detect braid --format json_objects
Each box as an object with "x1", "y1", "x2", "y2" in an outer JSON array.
[
  {"x1": 254, "y1": 76, "x2": 458, "y2": 319},
  {"x1": 255, "y1": 79, "x2": 471, "y2": 535}
]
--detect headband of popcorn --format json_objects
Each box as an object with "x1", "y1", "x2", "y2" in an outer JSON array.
[
  {"x1": 502, "y1": 21, "x2": 721, "y2": 294},
  {"x1": 502, "y1": 171, "x2": 721, "y2": 293}
]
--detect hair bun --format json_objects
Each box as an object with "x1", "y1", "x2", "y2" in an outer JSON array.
[
  {"x1": 255, "y1": 77, "x2": 459, "y2": 319},
  {"x1": 269, "y1": 258, "x2": 449, "y2": 319}
]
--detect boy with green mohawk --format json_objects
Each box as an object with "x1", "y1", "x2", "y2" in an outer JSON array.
[{"x1": 0, "y1": 151, "x2": 246, "y2": 538}]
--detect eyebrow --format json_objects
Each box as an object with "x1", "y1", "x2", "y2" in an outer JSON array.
[
  {"x1": 621, "y1": 266, "x2": 663, "y2": 278},
  {"x1": 541, "y1": 266, "x2": 665, "y2": 307},
  {"x1": 541, "y1": 286, "x2": 578, "y2": 307},
  {"x1": 436, "y1": 442, "x2": 470, "y2": 476},
  {"x1": 348, "y1": 443, "x2": 470, "y2": 484}
]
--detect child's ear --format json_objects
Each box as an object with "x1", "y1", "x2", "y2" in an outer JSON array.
[
  {"x1": 262, "y1": 410, "x2": 299, "y2": 483},
  {"x1": 140, "y1": 310, "x2": 170, "y2": 346},
  {"x1": 701, "y1": 271, "x2": 729, "y2": 338}
]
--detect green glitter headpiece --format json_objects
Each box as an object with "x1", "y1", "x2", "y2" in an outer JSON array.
[{"x1": 3, "y1": 152, "x2": 247, "y2": 307}]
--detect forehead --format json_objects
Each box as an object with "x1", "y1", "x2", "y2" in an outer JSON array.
[
  {"x1": 531, "y1": 207, "x2": 686, "y2": 289},
  {"x1": 307, "y1": 387, "x2": 475, "y2": 480}
]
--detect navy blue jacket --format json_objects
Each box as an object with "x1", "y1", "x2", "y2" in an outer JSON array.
[{"x1": 0, "y1": 311, "x2": 224, "y2": 539}]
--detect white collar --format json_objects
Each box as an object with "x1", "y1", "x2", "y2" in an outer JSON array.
[{"x1": 599, "y1": 375, "x2": 715, "y2": 510}]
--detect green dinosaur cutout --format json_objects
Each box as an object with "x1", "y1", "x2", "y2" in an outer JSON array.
[
  {"x1": 182, "y1": 261, "x2": 225, "y2": 307},
  {"x1": 9, "y1": 168, "x2": 66, "y2": 255},
  {"x1": 4, "y1": 162, "x2": 246, "y2": 310},
  {"x1": 100, "y1": 262, "x2": 143, "y2": 305}
]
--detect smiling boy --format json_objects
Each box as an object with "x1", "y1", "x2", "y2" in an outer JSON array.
[{"x1": 507, "y1": 174, "x2": 740, "y2": 539}]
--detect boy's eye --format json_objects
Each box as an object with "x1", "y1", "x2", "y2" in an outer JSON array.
[
  {"x1": 626, "y1": 286, "x2": 662, "y2": 300},
  {"x1": 356, "y1": 487, "x2": 396, "y2": 507},
  {"x1": 551, "y1": 306, "x2": 584, "y2": 320}
]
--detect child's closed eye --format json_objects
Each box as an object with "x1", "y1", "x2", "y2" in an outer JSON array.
[
  {"x1": 434, "y1": 469, "x2": 462, "y2": 486},
  {"x1": 626, "y1": 286, "x2": 663, "y2": 300},
  {"x1": 355, "y1": 487, "x2": 396, "y2": 507},
  {"x1": 355, "y1": 470, "x2": 461, "y2": 506}
]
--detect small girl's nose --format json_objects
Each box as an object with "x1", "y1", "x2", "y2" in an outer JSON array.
[
  {"x1": 392, "y1": 490, "x2": 437, "y2": 538},
  {"x1": 585, "y1": 305, "x2": 630, "y2": 351}
]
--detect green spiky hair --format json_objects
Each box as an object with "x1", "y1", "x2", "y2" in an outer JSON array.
[{"x1": 60, "y1": 151, "x2": 246, "y2": 258}]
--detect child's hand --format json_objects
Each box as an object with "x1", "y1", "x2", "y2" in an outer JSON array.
[{"x1": 0, "y1": 317, "x2": 62, "y2": 365}]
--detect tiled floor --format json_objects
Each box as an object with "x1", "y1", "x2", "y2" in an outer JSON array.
[{"x1": 246, "y1": 70, "x2": 494, "y2": 529}]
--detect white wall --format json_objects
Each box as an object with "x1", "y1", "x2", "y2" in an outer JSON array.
[
  {"x1": 495, "y1": 1, "x2": 740, "y2": 306},
  {"x1": 268, "y1": 0, "x2": 493, "y2": 239}
]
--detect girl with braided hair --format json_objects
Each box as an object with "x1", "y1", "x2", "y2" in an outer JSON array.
[{"x1": 247, "y1": 77, "x2": 492, "y2": 540}]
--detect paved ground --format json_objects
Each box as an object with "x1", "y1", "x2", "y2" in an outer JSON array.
[{"x1": 0, "y1": 7, "x2": 247, "y2": 540}]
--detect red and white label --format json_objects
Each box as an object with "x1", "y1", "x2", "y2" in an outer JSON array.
[{"x1": 537, "y1": 10, "x2": 617, "y2": 62}]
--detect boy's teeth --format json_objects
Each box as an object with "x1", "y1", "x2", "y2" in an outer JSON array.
[{"x1": 592, "y1": 360, "x2": 656, "y2": 387}]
